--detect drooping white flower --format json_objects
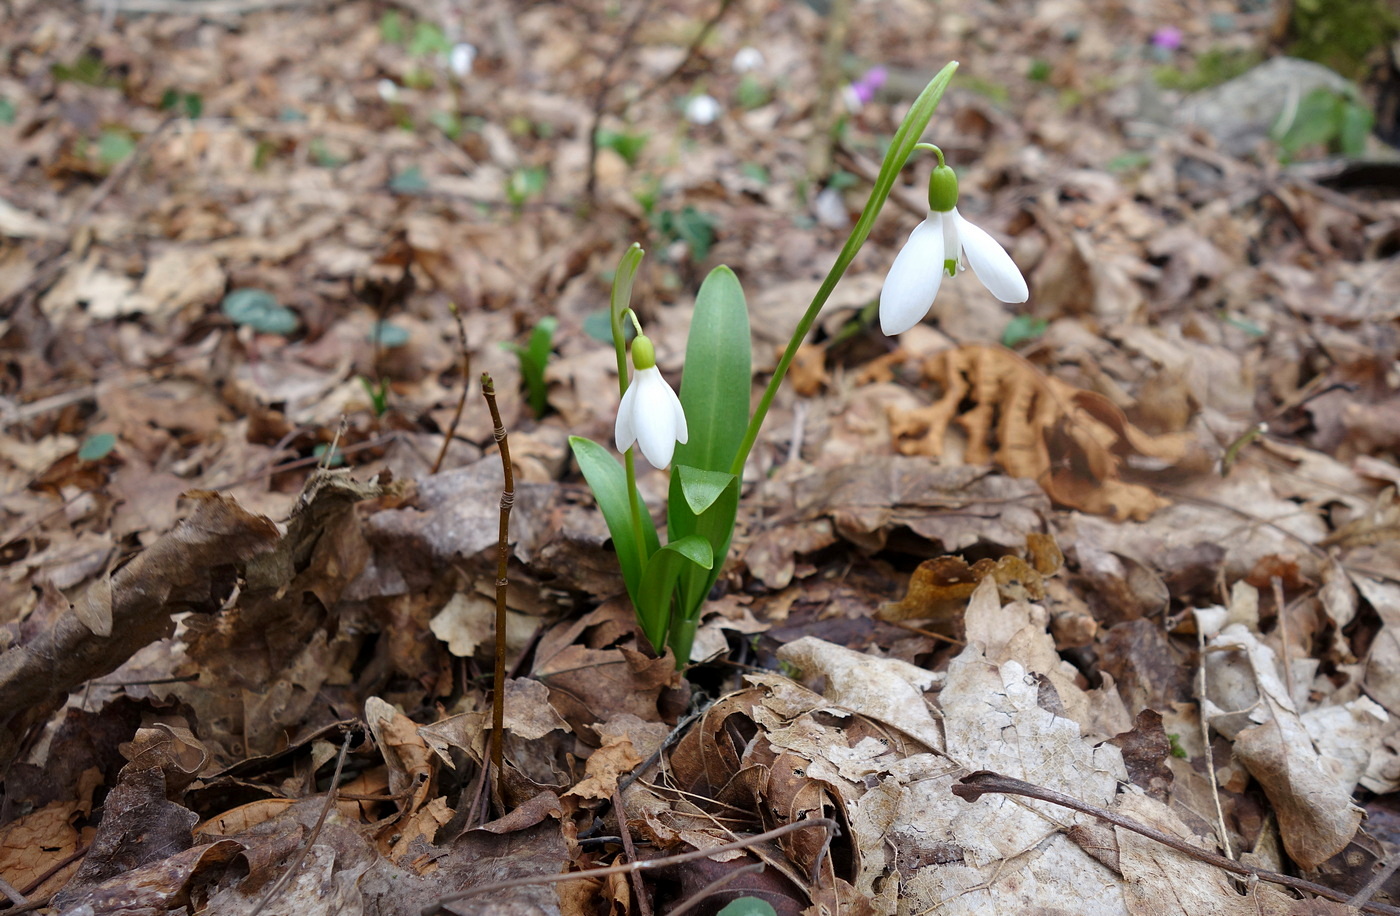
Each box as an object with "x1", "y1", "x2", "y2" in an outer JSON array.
[
  {"x1": 449, "y1": 43, "x2": 477, "y2": 78},
  {"x1": 732, "y1": 47, "x2": 765, "y2": 73},
  {"x1": 879, "y1": 161, "x2": 1028, "y2": 336},
  {"x1": 615, "y1": 336, "x2": 688, "y2": 468},
  {"x1": 685, "y1": 94, "x2": 722, "y2": 125}
]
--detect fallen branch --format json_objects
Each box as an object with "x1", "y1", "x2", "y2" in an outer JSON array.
[{"x1": 953, "y1": 771, "x2": 1400, "y2": 915}]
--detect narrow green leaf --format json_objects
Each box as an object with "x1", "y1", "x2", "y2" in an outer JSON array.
[
  {"x1": 674, "y1": 465, "x2": 737, "y2": 516},
  {"x1": 610, "y1": 244, "x2": 646, "y2": 395},
  {"x1": 638, "y1": 535, "x2": 712, "y2": 652},
  {"x1": 569, "y1": 436, "x2": 659, "y2": 603},
  {"x1": 505, "y1": 316, "x2": 557, "y2": 417},
  {"x1": 672, "y1": 265, "x2": 751, "y2": 476}
]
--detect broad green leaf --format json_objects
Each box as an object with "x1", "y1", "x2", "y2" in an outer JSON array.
[
  {"x1": 569, "y1": 436, "x2": 658, "y2": 604},
  {"x1": 675, "y1": 465, "x2": 737, "y2": 516},
  {"x1": 78, "y1": 433, "x2": 116, "y2": 462},
  {"x1": 672, "y1": 265, "x2": 751, "y2": 477},
  {"x1": 637, "y1": 535, "x2": 712, "y2": 652},
  {"x1": 717, "y1": 897, "x2": 778, "y2": 916},
  {"x1": 221, "y1": 289, "x2": 299, "y2": 335}
]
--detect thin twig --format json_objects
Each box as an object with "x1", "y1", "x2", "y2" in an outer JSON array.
[
  {"x1": 248, "y1": 729, "x2": 354, "y2": 916},
  {"x1": 432, "y1": 303, "x2": 471, "y2": 475},
  {"x1": 584, "y1": 0, "x2": 661, "y2": 203},
  {"x1": 480, "y1": 373, "x2": 513, "y2": 798},
  {"x1": 668, "y1": 863, "x2": 765, "y2": 916},
  {"x1": 421, "y1": 818, "x2": 840, "y2": 915},
  {"x1": 952, "y1": 771, "x2": 1400, "y2": 915},
  {"x1": 612, "y1": 786, "x2": 653, "y2": 916},
  {"x1": 649, "y1": 0, "x2": 739, "y2": 89}
]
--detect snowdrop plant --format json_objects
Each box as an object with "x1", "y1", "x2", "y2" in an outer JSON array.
[
  {"x1": 570, "y1": 62, "x2": 962, "y2": 667},
  {"x1": 879, "y1": 145, "x2": 1028, "y2": 335}
]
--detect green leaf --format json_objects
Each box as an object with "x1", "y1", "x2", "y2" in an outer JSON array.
[
  {"x1": 610, "y1": 244, "x2": 646, "y2": 392},
  {"x1": 221, "y1": 289, "x2": 299, "y2": 335},
  {"x1": 504, "y1": 316, "x2": 557, "y2": 417},
  {"x1": 1339, "y1": 100, "x2": 1374, "y2": 157},
  {"x1": 379, "y1": 10, "x2": 405, "y2": 44},
  {"x1": 666, "y1": 469, "x2": 741, "y2": 663},
  {"x1": 637, "y1": 535, "x2": 712, "y2": 651},
  {"x1": 370, "y1": 321, "x2": 411, "y2": 348},
  {"x1": 78, "y1": 433, "x2": 116, "y2": 462},
  {"x1": 97, "y1": 130, "x2": 135, "y2": 167},
  {"x1": 1001, "y1": 314, "x2": 1048, "y2": 348},
  {"x1": 390, "y1": 166, "x2": 429, "y2": 193},
  {"x1": 672, "y1": 266, "x2": 751, "y2": 477},
  {"x1": 717, "y1": 898, "x2": 778, "y2": 916},
  {"x1": 409, "y1": 21, "x2": 451, "y2": 57},
  {"x1": 0, "y1": 98, "x2": 15, "y2": 125},
  {"x1": 569, "y1": 436, "x2": 659, "y2": 605},
  {"x1": 584, "y1": 309, "x2": 635, "y2": 345},
  {"x1": 674, "y1": 465, "x2": 737, "y2": 516}
]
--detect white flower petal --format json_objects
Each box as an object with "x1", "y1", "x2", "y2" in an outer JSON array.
[
  {"x1": 615, "y1": 381, "x2": 639, "y2": 452},
  {"x1": 879, "y1": 215, "x2": 945, "y2": 335},
  {"x1": 954, "y1": 210, "x2": 1029, "y2": 303},
  {"x1": 634, "y1": 368, "x2": 680, "y2": 468}
]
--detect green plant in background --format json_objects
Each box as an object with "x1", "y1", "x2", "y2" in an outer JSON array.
[
  {"x1": 717, "y1": 898, "x2": 778, "y2": 916},
  {"x1": 221, "y1": 288, "x2": 299, "y2": 335},
  {"x1": 95, "y1": 128, "x2": 136, "y2": 168},
  {"x1": 159, "y1": 88, "x2": 203, "y2": 119},
  {"x1": 52, "y1": 52, "x2": 119, "y2": 88},
  {"x1": 570, "y1": 62, "x2": 961, "y2": 667},
  {"x1": 506, "y1": 166, "x2": 548, "y2": 210},
  {"x1": 1001, "y1": 314, "x2": 1048, "y2": 349},
  {"x1": 1153, "y1": 48, "x2": 1261, "y2": 92},
  {"x1": 503, "y1": 316, "x2": 558, "y2": 418},
  {"x1": 654, "y1": 205, "x2": 717, "y2": 262},
  {"x1": 735, "y1": 74, "x2": 770, "y2": 110},
  {"x1": 1288, "y1": 0, "x2": 1400, "y2": 81},
  {"x1": 359, "y1": 376, "x2": 391, "y2": 417},
  {"x1": 0, "y1": 98, "x2": 15, "y2": 125},
  {"x1": 1273, "y1": 86, "x2": 1374, "y2": 160},
  {"x1": 596, "y1": 127, "x2": 649, "y2": 167}
]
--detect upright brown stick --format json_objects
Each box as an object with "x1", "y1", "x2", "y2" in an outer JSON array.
[
  {"x1": 431, "y1": 303, "x2": 471, "y2": 475},
  {"x1": 480, "y1": 373, "x2": 513, "y2": 795}
]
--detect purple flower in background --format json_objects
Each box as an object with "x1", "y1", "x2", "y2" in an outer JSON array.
[
  {"x1": 1151, "y1": 26, "x2": 1183, "y2": 51},
  {"x1": 844, "y1": 66, "x2": 888, "y2": 109}
]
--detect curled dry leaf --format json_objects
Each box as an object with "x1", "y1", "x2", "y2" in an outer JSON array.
[
  {"x1": 888, "y1": 345, "x2": 1201, "y2": 521},
  {"x1": 879, "y1": 532, "x2": 1062, "y2": 623}
]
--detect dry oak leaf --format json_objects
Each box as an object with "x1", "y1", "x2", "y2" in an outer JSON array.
[
  {"x1": 564, "y1": 735, "x2": 643, "y2": 801},
  {"x1": 888, "y1": 345, "x2": 1197, "y2": 521}
]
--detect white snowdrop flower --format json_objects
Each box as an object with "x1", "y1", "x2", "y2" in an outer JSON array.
[
  {"x1": 879, "y1": 160, "x2": 1028, "y2": 335},
  {"x1": 615, "y1": 335, "x2": 688, "y2": 468},
  {"x1": 377, "y1": 79, "x2": 400, "y2": 102},
  {"x1": 732, "y1": 47, "x2": 765, "y2": 73},
  {"x1": 449, "y1": 43, "x2": 477, "y2": 77},
  {"x1": 685, "y1": 94, "x2": 722, "y2": 125}
]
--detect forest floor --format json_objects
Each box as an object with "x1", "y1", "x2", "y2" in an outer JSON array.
[{"x1": 2, "y1": 0, "x2": 1400, "y2": 913}]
